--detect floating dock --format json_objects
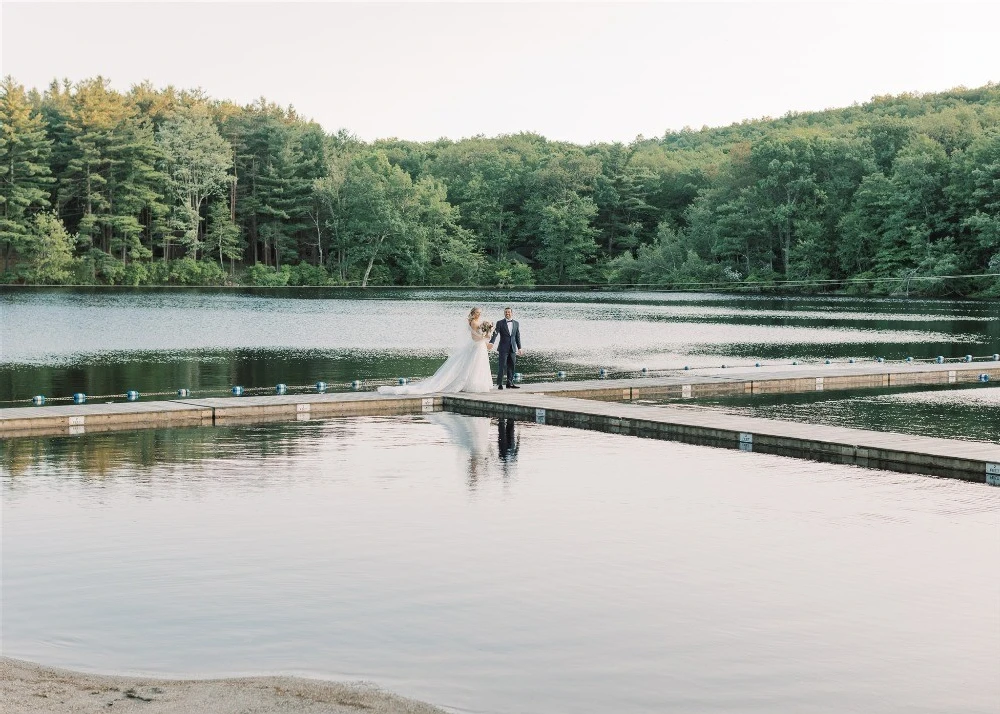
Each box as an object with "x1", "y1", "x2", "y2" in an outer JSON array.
[
  {"x1": 446, "y1": 391, "x2": 999, "y2": 483},
  {"x1": 2, "y1": 362, "x2": 998, "y2": 483},
  {"x1": 0, "y1": 391, "x2": 441, "y2": 437}
]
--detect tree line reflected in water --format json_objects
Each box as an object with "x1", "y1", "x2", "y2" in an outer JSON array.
[
  {"x1": 1, "y1": 421, "x2": 320, "y2": 481},
  {"x1": 0, "y1": 349, "x2": 563, "y2": 405},
  {"x1": 1, "y1": 414, "x2": 525, "y2": 490}
]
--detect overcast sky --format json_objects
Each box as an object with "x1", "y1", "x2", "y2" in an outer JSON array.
[{"x1": 3, "y1": 1, "x2": 997, "y2": 144}]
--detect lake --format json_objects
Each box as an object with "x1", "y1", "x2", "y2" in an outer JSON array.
[
  {"x1": 3, "y1": 414, "x2": 998, "y2": 714},
  {"x1": 2, "y1": 287, "x2": 998, "y2": 405}
]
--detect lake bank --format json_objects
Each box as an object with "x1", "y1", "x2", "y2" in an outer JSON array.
[{"x1": 0, "y1": 658, "x2": 445, "y2": 714}]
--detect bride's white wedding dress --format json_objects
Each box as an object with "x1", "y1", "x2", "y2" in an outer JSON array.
[{"x1": 377, "y1": 321, "x2": 494, "y2": 395}]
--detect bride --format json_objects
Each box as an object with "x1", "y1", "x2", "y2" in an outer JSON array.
[{"x1": 377, "y1": 307, "x2": 495, "y2": 395}]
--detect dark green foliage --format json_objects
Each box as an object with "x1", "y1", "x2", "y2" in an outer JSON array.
[
  {"x1": 244, "y1": 263, "x2": 291, "y2": 286},
  {"x1": 286, "y1": 262, "x2": 331, "y2": 286},
  {"x1": 18, "y1": 212, "x2": 75, "y2": 284},
  {"x1": 1, "y1": 77, "x2": 55, "y2": 272},
  {"x1": 536, "y1": 193, "x2": 600, "y2": 284},
  {"x1": 2, "y1": 77, "x2": 999, "y2": 294}
]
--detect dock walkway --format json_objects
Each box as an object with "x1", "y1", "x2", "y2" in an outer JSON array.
[
  {"x1": 3, "y1": 362, "x2": 998, "y2": 483},
  {"x1": 446, "y1": 391, "x2": 999, "y2": 483}
]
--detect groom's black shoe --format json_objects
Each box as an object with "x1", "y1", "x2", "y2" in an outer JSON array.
[
  {"x1": 497, "y1": 385, "x2": 504, "y2": 390},
  {"x1": 506, "y1": 383, "x2": 519, "y2": 389}
]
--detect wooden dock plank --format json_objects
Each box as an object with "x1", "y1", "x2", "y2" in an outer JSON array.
[{"x1": 0, "y1": 393, "x2": 438, "y2": 436}]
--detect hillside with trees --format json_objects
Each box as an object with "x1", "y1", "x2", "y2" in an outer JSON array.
[{"x1": 2, "y1": 76, "x2": 998, "y2": 295}]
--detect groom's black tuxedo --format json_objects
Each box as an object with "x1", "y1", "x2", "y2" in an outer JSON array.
[{"x1": 490, "y1": 319, "x2": 522, "y2": 387}]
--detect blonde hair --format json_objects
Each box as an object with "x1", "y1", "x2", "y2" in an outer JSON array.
[{"x1": 468, "y1": 307, "x2": 481, "y2": 323}]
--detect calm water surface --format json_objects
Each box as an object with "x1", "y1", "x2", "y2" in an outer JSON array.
[
  {"x1": 2, "y1": 288, "x2": 997, "y2": 404},
  {"x1": 3, "y1": 414, "x2": 998, "y2": 713},
  {"x1": 632, "y1": 383, "x2": 1000, "y2": 442}
]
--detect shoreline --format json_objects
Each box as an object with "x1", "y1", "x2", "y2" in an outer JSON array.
[
  {"x1": 0, "y1": 657, "x2": 446, "y2": 714},
  {"x1": 4, "y1": 283, "x2": 999, "y2": 298}
]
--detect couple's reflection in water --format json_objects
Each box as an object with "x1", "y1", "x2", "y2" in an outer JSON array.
[
  {"x1": 423, "y1": 413, "x2": 520, "y2": 490},
  {"x1": 497, "y1": 416, "x2": 518, "y2": 462},
  {"x1": 472, "y1": 417, "x2": 519, "y2": 490}
]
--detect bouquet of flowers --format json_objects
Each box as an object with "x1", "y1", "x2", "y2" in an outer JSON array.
[{"x1": 480, "y1": 321, "x2": 494, "y2": 337}]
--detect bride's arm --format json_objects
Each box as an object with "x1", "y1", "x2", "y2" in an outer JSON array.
[{"x1": 470, "y1": 321, "x2": 487, "y2": 342}]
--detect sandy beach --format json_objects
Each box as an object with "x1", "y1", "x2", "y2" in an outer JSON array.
[{"x1": 0, "y1": 658, "x2": 446, "y2": 714}]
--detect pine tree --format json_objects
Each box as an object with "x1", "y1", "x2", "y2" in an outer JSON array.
[
  {"x1": 0, "y1": 76, "x2": 55, "y2": 273},
  {"x1": 53, "y1": 78, "x2": 165, "y2": 273},
  {"x1": 223, "y1": 102, "x2": 285, "y2": 267}
]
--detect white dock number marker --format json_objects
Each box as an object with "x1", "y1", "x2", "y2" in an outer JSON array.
[
  {"x1": 739, "y1": 432, "x2": 753, "y2": 452},
  {"x1": 948, "y1": 370, "x2": 957, "y2": 384},
  {"x1": 681, "y1": 385, "x2": 692, "y2": 399},
  {"x1": 421, "y1": 397, "x2": 434, "y2": 413},
  {"x1": 987, "y1": 463, "x2": 1000, "y2": 487},
  {"x1": 815, "y1": 377, "x2": 824, "y2": 391},
  {"x1": 535, "y1": 408, "x2": 546, "y2": 424}
]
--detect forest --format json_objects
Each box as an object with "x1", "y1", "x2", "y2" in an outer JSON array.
[{"x1": 1, "y1": 76, "x2": 998, "y2": 295}]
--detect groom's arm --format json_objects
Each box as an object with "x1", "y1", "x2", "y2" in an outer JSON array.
[{"x1": 515, "y1": 324, "x2": 522, "y2": 351}]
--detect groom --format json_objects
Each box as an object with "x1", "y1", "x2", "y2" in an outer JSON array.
[{"x1": 488, "y1": 306, "x2": 523, "y2": 389}]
